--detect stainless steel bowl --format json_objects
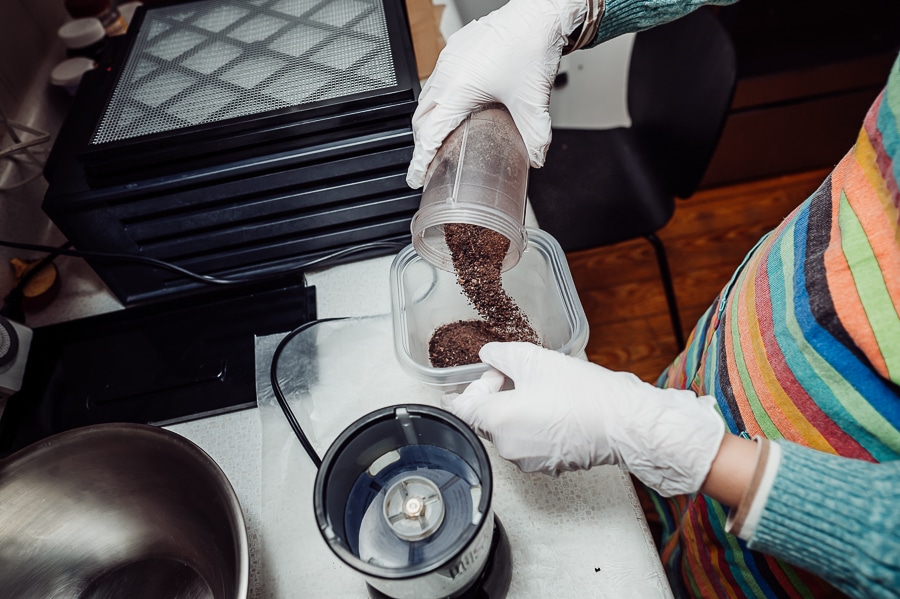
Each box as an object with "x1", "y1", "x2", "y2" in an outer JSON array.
[{"x1": 0, "y1": 423, "x2": 249, "y2": 599}]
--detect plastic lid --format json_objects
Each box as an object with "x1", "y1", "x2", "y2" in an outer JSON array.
[
  {"x1": 50, "y1": 56, "x2": 98, "y2": 88},
  {"x1": 58, "y1": 18, "x2": 105, "y2": 49}
]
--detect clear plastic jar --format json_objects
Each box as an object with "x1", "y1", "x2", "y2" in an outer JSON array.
[{"x1": 410, "y1": 104, "x2": 529, "y2": 273}]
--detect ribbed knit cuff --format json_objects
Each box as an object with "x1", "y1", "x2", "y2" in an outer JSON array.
[
  {"x1": 745, "y1": 441, "x2": 886, "y2": 593},
  {"x1": 590, "y1": 0, "x2": 739, "y2": 47}
]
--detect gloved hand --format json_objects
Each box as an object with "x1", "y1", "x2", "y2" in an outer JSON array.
[
  {"x1": 406, "y1": 0, "x2": 593, "y2": 189},
  {"x1": 441, "y1": 342, "x2": 726, "y2": 497}
]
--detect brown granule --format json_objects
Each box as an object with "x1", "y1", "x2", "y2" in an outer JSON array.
[
  {"x1": 428, "y1": 320, "x2": 506, "y2": 368},
  {"x1": 427, "y1": 223, "x2": 539, "y2": 368}
]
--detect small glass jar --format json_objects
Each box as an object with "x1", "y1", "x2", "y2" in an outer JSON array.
[{"x1": 410, "y1": 104, "x2": 529, "y2": 273}]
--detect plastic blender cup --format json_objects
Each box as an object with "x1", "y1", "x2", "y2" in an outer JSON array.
[{"x1": 410, "y1": 104, "x2": 529, "y2": 272}]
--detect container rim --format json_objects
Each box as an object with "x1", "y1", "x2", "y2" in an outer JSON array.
[
  {"x1": 390, "y1": 228, "x2": 589, "y2": 388},
  {"x1": 409, "y1": 203, "x2": 528, "y2": 274}
]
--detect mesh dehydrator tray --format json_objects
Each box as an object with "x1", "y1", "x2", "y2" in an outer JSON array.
[{"x1": 80, "y1": 0, "x2": 418, "y2": 175}]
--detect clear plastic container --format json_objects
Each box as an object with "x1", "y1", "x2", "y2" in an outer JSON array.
[
  {"x1": 410, "y1": 104, "x2": 529, "y2": 273},
  {"x1": 390, "y1": 228, "x2": 589, "y2": 390}
]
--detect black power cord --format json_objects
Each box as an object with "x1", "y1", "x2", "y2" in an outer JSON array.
[
  {"x1": 0, "y1": 238, "x2": 408, "y2": 287},
  {"x1": 1, "y1": 237, "x2": 399, "y2": 462},
  {"x1": 269, "y1": 317, "x2": 348, "y2": 469}
]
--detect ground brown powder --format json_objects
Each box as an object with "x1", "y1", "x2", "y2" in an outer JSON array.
[{"x1": 428, "y1": 223, "x2": 539, "y2": 368}]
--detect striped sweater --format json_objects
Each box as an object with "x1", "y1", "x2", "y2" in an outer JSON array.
[
  {"x1": 651, "y1": 38, "x2": 900, "y2": 599},
  {"x1": 589, "y1": 1, "x2": 900, "y2": 597}
]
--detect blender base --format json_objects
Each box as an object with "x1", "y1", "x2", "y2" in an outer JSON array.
[{"x1": 366, "y1": 516, "x2": 512, "y2": 599}]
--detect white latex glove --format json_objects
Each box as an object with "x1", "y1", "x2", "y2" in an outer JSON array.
[
  {"x1": 406, "y1": 0, "x2": 589, "y2": 189},
  {"x1": 441, "y1": 342, "x2": 726, "y2": 497}
]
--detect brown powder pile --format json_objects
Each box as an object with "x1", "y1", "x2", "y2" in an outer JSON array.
[
  {"x1": 428, "y1": 319, "x2": 503, "y2": 368},
  {"x1": 428, "y1": 223, "x2": 539, "y2": 368}
]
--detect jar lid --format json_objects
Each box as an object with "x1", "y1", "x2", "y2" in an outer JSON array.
[
  {"x1": 50, "y1": 56, "x2": 98, "y2": 88},
  {"x1": 58, "y1": 17, "x2": 105, "y2": 49}
]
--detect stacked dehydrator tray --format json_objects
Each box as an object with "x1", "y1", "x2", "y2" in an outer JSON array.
[{"x1": 43, "y1": 0, "x2": 421, "y2": 305}]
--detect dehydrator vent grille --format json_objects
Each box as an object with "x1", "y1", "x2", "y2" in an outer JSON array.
[{"x1": 91, "y1": 0, "x2": 397, "y2": 145}]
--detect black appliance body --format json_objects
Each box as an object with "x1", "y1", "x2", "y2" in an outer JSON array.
[
  {"x1": 0, "y1": 275, "x2": 316, "y2": 456},
  {"x1": 43, "y1": 0, "x2": 421, "y2": 305}
]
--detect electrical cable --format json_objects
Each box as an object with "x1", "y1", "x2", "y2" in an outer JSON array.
[
  {"x1": 0, "y1": 238, "x2": 409, "y2": 287},
  {"x1": 0, "y1": 104, "x2": 51, "y2": 191},
  {"x1": 269, "y1": 317, "x2": 348, "y2": 469},
  {"x1": 1, "y1": 236, "x2": 404, "y2": 460},
  {"x1": 2, "y1": 221, "x2": 404, "y2": 462}
]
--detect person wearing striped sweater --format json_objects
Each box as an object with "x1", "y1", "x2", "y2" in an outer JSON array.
[{"x1": 409, "y1": 0, "x2": 900, "y2": 597}]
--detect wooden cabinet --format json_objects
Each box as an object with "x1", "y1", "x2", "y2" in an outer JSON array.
[{"x1": 701, "y1": 0, "x2": 900, "y2": 187}]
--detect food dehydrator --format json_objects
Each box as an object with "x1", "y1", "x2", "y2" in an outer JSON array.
[{"x1": 43, "y1": 0, "x2": 421, "y2": 305}]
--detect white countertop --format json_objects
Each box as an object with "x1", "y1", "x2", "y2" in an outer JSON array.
[{"x1": 0, "y1": 1, "x2": 671, "y2": 595}]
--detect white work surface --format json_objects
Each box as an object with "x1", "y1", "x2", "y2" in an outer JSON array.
[
  {"x1": 1, "y1": 1, "x2": 670, "y2": 594},
  {"x1": 166, "y1": 247, "x2": 674, "y2": 599}
]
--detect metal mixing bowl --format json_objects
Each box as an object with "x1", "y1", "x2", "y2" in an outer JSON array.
[{"x1": 0, "y1": 423, "x2": 249, "y2": 598}]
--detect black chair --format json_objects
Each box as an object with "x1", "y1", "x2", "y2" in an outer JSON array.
[{"x1": 527, "y1": 7, "x2": 737, "y2": 349}]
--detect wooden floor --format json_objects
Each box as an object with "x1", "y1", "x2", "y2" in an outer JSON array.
[{"x1": 568, "y1": 167, "x2": 832, "y2": 382}]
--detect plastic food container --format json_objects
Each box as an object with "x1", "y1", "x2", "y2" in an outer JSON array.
[
  {"x1": 390, "y1": 228, "x2": 589, "y2": 390},
  {"x1": 410, "y1": 104, "x2": 529, "y2": 273}
]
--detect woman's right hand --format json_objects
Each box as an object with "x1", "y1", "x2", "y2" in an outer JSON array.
[{"x1": 441, "y1": 342, "x2": 727, "y2": 497}]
